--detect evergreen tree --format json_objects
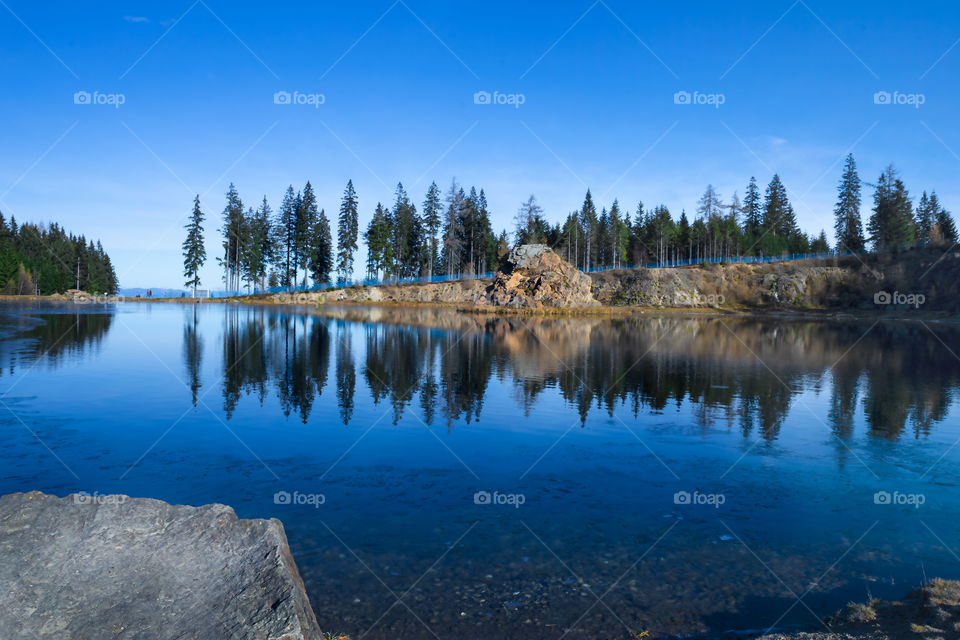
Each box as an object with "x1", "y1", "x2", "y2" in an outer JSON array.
[
  {"x1": 930, "y1": 191, "x2": 958, "y2": 244},
  {"x1": 811, "y1": 230, "x2": 830, "y2": 253},
  {"x1": 220, "y1": 183, "x2": 245, "y2": 290},
  {"x1": 275, "y1": 186, "x2": 297, "y2": 286},
  {"x1": 182, "y1": 195, "x2": 206, "y2": 295},
  {"x1": 391, "y1": 183, "x2": 421, "y2": 277},
  {"x1": 246, "y1": 196, "x2": 273, "y2": 289},
  {"x1": 515, "y1": 195, "x2": 545, "y2": 245},
  {"x1": 441, "y1": 179, "x2": 464, "y2": 276},
  {"x1": 364, "y1": 202, "x2": 394, "y2": 279},
  {"x1": 296, "y1": 181, "x2": 319, "y2": 287},
  {"x1": 579, "y1": 189, "x2": 598, "y2": 269},
  {"x1": 761, "y1": 174, "x2": 798, "y2": 254},
  {"x1": 867, "y1": 165, "x2": 915, "y2": 250},
  {"x1": 833, "y1": 154, "x2": 865, "y2": 253},
  {"x1": 742, "y1": 177, "x2": 762, "y2": 242},
  {"x1": 336, "y1": 179, "x2": 359, "y2": 283},
  {"x1": 309, "y1": 208, "x2": 334, "y2": 285},
  {"x1": 915, "y1": 191, "x2": 934, "y2": 246},
  {"x1": 422, "y1": 182, "x2": 443, "y2": 278}
]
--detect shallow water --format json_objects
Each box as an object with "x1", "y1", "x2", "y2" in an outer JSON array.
[{"x1": 1, "y1": 301, "x2": 959, "y2": 638}]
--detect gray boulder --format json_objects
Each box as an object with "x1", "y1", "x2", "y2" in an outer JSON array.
[{"x1": 0, "y1": 491, "x2": 321, "y2": 640}]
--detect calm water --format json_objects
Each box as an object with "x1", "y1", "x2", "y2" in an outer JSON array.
[{"x1": 2, "y1": 302, "x2": 959, "y2": 639}]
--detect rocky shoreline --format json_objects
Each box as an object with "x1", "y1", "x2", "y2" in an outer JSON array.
[
  {"x1": 3, "y1": 246, "x2": 957, "y2": 316},
  {"x1": 253, "y1": 246, "x2": 960, "y2": 315},
  {"x1": 0, "y1": 491, "x2": 322, "y2": 640}
]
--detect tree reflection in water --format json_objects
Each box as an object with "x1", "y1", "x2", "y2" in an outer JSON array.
[{"x1": 199, "y1": 305, "x2": 959, "y2": 442}]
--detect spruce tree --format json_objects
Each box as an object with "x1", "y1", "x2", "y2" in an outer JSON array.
[
  {"x1": 309, "y1": 208, "x2": 334, "y2": 285},
  {"x1": 742, "y1": 177, "x2": 762, "y2": 246},
  {"x1": 276, "y1": 186, "x2": 297, "y2": 286},
  {"x1": 297, "y1": 181, "x2": 319, "y2": 287},
  {"x1": 931, "y1": 191, "x2": 958, "y2": 244},
  {"x1": 916, "y1": 191, "x2": 933, "y2": 245},
  {"x1": 833, "y1": 154, "x2": 865, "y2": 253},
  {"x1": 182, "y1": 195, "x2": 206, "y2": 295},
  {"x1": 336, "y1": 179, "x2": 359, "y2": 283},
  {"x1": 867, "y1": 165, "x2": 915, "y2": 250},
  {"x1": 220, "y1": 183, "x2": 245, "y2": 290},
  {"x1": 422, "y1": 182, "x2": 442, "y2": 278},
  {"x1": 579, "y1": 189, "x2": 598, "y2": 269}
]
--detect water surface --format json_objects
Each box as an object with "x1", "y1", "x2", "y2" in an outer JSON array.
[{"x1": 1, "y1": 301, "x2": 959, "y2": 639}]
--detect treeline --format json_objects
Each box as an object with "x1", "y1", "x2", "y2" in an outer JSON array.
[
  {"x1": 184, "y1": 153, "x2": 958, "y2": 290},
  {"x1": 0, "y1": 214, "x2": 117, "y2": 295}
]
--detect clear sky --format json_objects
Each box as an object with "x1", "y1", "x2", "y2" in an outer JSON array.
[{"x1": 2, "y1": 0, "x2": 959, "y2": 289}]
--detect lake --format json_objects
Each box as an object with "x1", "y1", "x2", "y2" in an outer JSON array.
[{"x1": 1, "y1": 301, "x2": 958, "y2": 639}]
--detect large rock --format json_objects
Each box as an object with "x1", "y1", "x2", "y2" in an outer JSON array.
[
  {"x1": 0, "y1": 491, "x2": 321, "y2": 640},
  {"x1": 478, "y1": 244, "x2": 599, "y2": 309}
]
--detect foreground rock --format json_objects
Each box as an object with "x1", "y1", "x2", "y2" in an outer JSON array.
[
  {"x1": 0, "y1": 491, "x2": 321, "y2": 640},
  {"x1": 759, "y1": 579, "x2": 960, "y2": 640},
  {"x1": 477, "y1": 244, "x2": 599, "y2": 309}
]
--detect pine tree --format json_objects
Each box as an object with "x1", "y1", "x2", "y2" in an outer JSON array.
[
  {"x1": 930, "y1": 191, "x2": 958, "y2": 244},
  {"x1": 867, "y1": 165, "x2": 915, "y2": 250},
  {"x1": 220, "y1": 183, "x2": 245, "y2": 290},
  {"x1": 391, "y1": 183, "x2": 421, "y2": 277},
  {"x1": 833, "y1": 154, "x2": 865, "y2": 253},
  {"x1": 811, "y1": 230, "x2": 830, "y2": 253},
  {"x1": 422, "y1": 182, "x2": 442, "y2": 279},
  {"x1": 297, "y1": 182, "x2": 319, "y2": 287},
  {"x1": 309, "y1": 208, "x2": 334, "y2": 285},
  {"x1": 515, "y1": 195, "x2": 544, "y2": 245},
  {"x1": 336, "y1": 179, "x2": 359, "y2": 283},
  {"x1": 364, "y1": 202, "x2": 394, "y2": 279},
  {"x1": 182, "y1": 195, "x2": 206, "y2": 295},
  {"x1": 579, "y1": 189, "x2": 598, "y2": 269},
  {"x1": 245, "y1": 196, "x2": 272, "y2": 289},
  {"x1": 915, "y1": 191, "x2": 933, "y2": 246},
  {"x1": 742, "y1": 177, "x2": 762, "y2": 246},
  {"x1": 442, "y1": 179, "x2": 464, "y2": 276},
  {"x1": 276, "y1": 186, "x2": 297, "y2": 286}
]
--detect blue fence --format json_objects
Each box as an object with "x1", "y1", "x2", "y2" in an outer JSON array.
[{"x1": 205, "y1": 251, "x2": 843, "y2": 298}]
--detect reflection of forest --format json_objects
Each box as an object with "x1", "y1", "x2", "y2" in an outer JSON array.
[
  {"x1": 191, "y1": 305, "x2": 958, "y2": 440},
  {"x1": 0, "y1": 309, "x2": 114, "y2": 376}
]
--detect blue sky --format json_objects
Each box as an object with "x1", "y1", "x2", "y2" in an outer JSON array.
[{"x1": 2, "y1": 0, "x2": 959, "y2": 289}]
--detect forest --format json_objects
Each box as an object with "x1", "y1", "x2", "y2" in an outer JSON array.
[
  {"x1": 0, "y1": 213, "x2": 118, "y2": 295},
  {"x1": 184, "y1": 153, "x2": 958, "y2": 291}
]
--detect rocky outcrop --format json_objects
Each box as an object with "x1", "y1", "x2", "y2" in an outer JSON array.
[
  {"x1": 0, "y1": 491, "x2": 321, "y2": 640},
  {"x1": 477, "y1": 244, "x2": 599, "y2": 309}
]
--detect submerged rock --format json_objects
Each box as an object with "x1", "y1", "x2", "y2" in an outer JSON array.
[
  {"x1": 0, "y1": 491, "x2": 321, "y2": 640},
  {"x1": 478, "y1": 244, "x2": 599, "y2": 309}
]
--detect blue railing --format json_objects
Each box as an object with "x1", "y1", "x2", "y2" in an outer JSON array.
[{"x1": 206, "y1": 251, "x2": 843, "y2": 298}]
